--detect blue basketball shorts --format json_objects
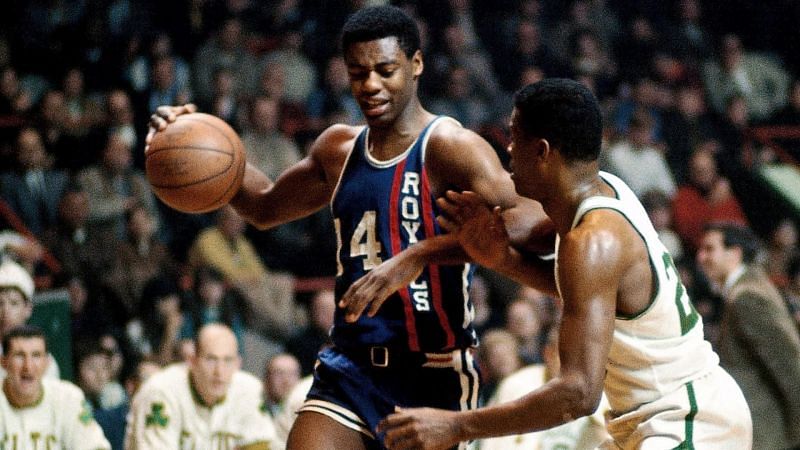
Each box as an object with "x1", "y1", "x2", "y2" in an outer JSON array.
[{"x1": 298, "y1": 345, "x2": 481, "y2": 449}]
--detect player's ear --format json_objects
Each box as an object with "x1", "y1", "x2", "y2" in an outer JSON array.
[
  {"x1": 536, "y1": 138, "x2": 551, "y2": 161},
  {"x1": 412, "y1": 50, "x2": 423, "y2": 79}
]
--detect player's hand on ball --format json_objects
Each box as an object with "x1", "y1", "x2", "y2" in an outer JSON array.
[{"x1": 145, "y1": 104, "x2": 198, "y2": 150}]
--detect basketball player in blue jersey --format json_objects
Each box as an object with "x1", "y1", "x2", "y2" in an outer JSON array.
[
  {"x1": 147, "y1": 6, "x2": 552, "y2": 450},
  {"x1": 376, "y1": 79, "x2": 752, "y2": 449}
]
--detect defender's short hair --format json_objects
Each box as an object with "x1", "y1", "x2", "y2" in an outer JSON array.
[
  {"x1": 513, "y1": 78, "x2": 603, "y2": 162},
  {"x1": 341, "y1": 6, "x2": 421, "y2": 58}
]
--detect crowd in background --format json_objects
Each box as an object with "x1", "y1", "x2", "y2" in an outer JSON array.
[{"x1": 2, "y1": 0, "x2": 800, "y2": 447}]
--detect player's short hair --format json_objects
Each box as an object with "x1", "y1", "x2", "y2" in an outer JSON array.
[
  {"x1": 513, "y1": 78, "x2": 603, "y2": 162},
  {"x1": 2, "y1": 324, "x2": 47, "y2": 353},
  {"x1": 341, "y1": 5, "x2": 420, "y2": 58},
  {"x1": 704, "y1": 222, "x2": 760, "y2": 264}
]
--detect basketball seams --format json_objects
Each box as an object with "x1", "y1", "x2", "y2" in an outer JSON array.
[{"x1": 146, "y1": 113, "x2": 245, "y2": 213}]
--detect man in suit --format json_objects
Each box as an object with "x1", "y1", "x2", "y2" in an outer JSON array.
[
  {"x1": 0, "y1": 128, "x2": 69, "y2": 236},
  {"x1": 697, "y1": 222, "x2": 800, "y2": 450}
]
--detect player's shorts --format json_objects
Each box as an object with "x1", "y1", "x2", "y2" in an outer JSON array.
[
  {"x1": 600, "y1": 365, "x2": 752, "y2": 449},
  {"x1": 298, "y1": 345, "x2": 480, "y2": 450}
]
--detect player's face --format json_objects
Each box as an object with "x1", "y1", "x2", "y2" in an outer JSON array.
[
  {"x1": 696, "y1": 230, "x2": 737, "y2": 285},
  {"x1": 191, "y1": 335, "x2": 241, "y2": 405},
  {"x1": 507, "y1": 109, "x2": 544, "y2": 199},
  {"x1": 1, "y1": 336, "x2": 49, "y2": 406},
  {"x1": 0, "y1": 289, "x2": 32, "y2": 336},
  {"x1": 344, "y1": 37, "x2": 422, "y2": 128}
]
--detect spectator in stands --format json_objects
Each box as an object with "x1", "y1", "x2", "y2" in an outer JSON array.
[
  {"x1": 68, "y1": 273, "x2": 116, "y2": 344},
  {"x1": 95, "y1": 356, "x2": 160, "y2": 450},
  {"x1": 188, "y1": 205, "x2": 300, "y2": 340},
  {"x1": 136, "y1": 55, "x2": 192, "y2": 125},
  {"x1": 702, "y1": 33, "x2": 790, "y2": 122},
  {"x1": 783, "y1": 255, "x2": 800, "y2": 332},
  {"x1": 61, "y1": 67, "x2": 102, "y2": 140},
  {"x1": 666, "y1": 0, "x2": 713, "y2": 65},
  {"x1": 603, "y1": 110, "x2": 676, "y2": 197},
  {"x1": 179, "y1": 266, "x2": 246, "y2": 350},
  {"x1": 476, "y1": 328, "x2": 522, "y2": 406},
  {"x1": 34, "y1": 89, "x2": 88, "y2": 172},
  {"x1": 0, "y1": 66, "x2": 32, "y2": 117},
  {"x1": 130, "y1": 275, "x2": 184, "y2": 365},
  {"x1": 261, "y1": 27, "x2": 318, "y2": 106},
  {"x1": 672, "y1": 146, "x2": 749, "y2": 253},
  {"x1": 660, "y1": 84, "x2": 719, "y2": 184},
  {"x1": 262, "y1": 352, "x2": 302, "y2": 418},
  {"x1": 104, "y1": 203, "x2": 176, "y2": 321},
  {"x1": 762, "y1": 218, "x2": 799, "y2": 288},
  {"x1": 76, "y1": 129, "x2": 159, "y2": 240},
  {"x1": 504, "y1": 294, "x2": 546, "y2": 366},
  {"x1": 0, "y1": 258, "x2": 60, "y2": 379},
  {"x1": 641, "y1": 189, "x2": 685, "y2": 262},
  {"x1": 198, "y1": 66, "x2": 241, "y2": 127},
  {"x1": 0, "y1": 127, "x2": 69, "y2": 236},
  {"x1": 103, "y1": 89, "x2": 142, "y2": 169},
  {"x1": 75, "y1": 342, "x2": 125, "y2": 411},
  {"x1": 479, "y1": 328, "x2": 611, "y2": 450},
  {"x1": 0, "y1": 229, "x2": 44, "y2": 274},
  {"x1": 306, "y1": 56, "x2": 362, "y2": 132},
  {"x1": 697, "y1": 223, "x2": 800, "y2": 449},
  {"x1": 429, "y1": 64, "x2": 491, "y2": 130},
  {"x1": 192, "y1": 17, "x2": 258, "y2": 105},
  {"x1": 286, "y1": 288, "x2": 334, "y2": 375},
  {"x1": 242, "y1": 95, "x2": 302, "y2": 181}
]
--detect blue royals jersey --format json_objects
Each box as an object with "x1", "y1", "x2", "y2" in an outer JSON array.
[{"x1": 330, "y1": 117, "x2": 477, "y2": 352}]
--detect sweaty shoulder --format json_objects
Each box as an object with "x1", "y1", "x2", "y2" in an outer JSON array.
[
  {"x1": 312, "y1": 124, "x2": 363, "y2": 158},
  {"x1": 424, "y1": 118, "x2": 507, "y2": 195},
  {"x1": 425, "y1": 118, "x2": 485, "y2": 155},
  {"x1": 309, "y1": 124, "x2": 363, "y2": 181},
  {"x1": 561, "y1": 210, "x2": 634, "y2": 271}
]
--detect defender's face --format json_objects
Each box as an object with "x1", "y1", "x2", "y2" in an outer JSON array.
[
  {"x1": 507, "y1": 109, "x2": 542, "y2": 199},
  {"x1": 1, "y1": 337, "x2": 48, "y2": 406},
  {"x1": 344, "y1": 37, "x2": 421, "y2": 127}
]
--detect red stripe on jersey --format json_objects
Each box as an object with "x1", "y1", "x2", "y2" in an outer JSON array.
[
  {"x1": 421, "y1": 168, "x2": 456, "y2": 348},
  {"x1": 390, "y1": 161, "x2": 420, "y2": 351}
]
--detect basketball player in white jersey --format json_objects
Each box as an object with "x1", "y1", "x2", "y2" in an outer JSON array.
[
  {"x1": 0, "y1": 325, "x2": 111, "y2": 450},
  {"x1": 376, "y1": 79, "x2": 752, "y2": 449}
]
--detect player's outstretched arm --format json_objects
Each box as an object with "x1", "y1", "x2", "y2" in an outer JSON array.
[{"x1": 377, "y1": 222, "x2": 620, "y2": 449}]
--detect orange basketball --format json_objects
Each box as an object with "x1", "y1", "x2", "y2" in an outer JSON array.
[{"x1": 145, "y1": 113, "x2": 246, "y2": 213}]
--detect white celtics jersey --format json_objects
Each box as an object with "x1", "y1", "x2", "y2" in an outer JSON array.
[
  {"x1": 125, "y1": 364, "x2": 277, "y2": 450},
  {"x1": 558, "y1": 171, "x2": 719, "y2": 414},
  {"x1": 0, "y1": 378, "x2": 111, "y2": 450}
]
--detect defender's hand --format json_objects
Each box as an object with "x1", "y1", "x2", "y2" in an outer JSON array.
[
  {"x1": 378, "y1": 407, "x2": 462, "y2": 450},
  {"x1": 145, "y1": 104, "x2": 197, "y2": 150},
  {"x1": 437, "y1": 190, "x2": 511, "y2": 270},
  {"x1": 339, "y1": 251, "x2": 424, "y2": 322}
]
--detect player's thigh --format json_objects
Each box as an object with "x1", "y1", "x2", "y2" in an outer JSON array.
[{"x1": 287, "y1": 410, "x2": 373, "y2": 450}]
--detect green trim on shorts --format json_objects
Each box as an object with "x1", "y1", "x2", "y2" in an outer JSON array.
[{"x1": 671, "y1": 381, "x2": 698, "y2": 450}]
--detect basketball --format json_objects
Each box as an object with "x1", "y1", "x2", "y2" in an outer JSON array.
[{"x1": 145, "y1": 113, "x2": 246, "y2": 213}]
